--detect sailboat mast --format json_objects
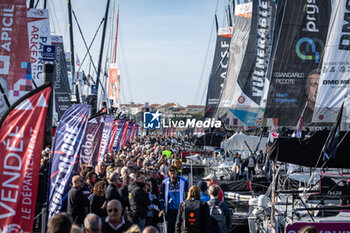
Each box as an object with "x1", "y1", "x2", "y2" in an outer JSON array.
[
  {"x1": 96, "y1": 0, "x2": 111, "y2": 110},
  {"x1": 113, "y1": 8, "x2": 119, "y2": 63},
  {"x1": 67, "y1": 0, "x2": 77, "y2": 101}
]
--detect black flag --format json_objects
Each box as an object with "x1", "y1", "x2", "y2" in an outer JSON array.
[{"x1": 322, "y1": 103, "x2": 343, "y2": 162}]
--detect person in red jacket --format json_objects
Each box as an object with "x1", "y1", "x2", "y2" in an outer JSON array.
[{"x1": 203, "y1": 173, "x2": 224, "y2": 202}]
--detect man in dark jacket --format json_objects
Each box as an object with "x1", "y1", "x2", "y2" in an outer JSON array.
[
  {"x1": 106, "y1": 171, "x2": 127, "y2": 208},
  {"x1": 67, "y1": 175, "x2": 89, "y2": 226},
  {"x1": 102, "y1": 200, "x2": 132, "y2": 233},
  {"x1": 128, "y1": 171, "x2": 150, "y2": 231}
]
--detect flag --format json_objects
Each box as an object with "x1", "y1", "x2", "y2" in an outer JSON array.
[
  {"x1": 48, "y1": 104, "x2": 90, "y2": 218},
  {"x1": 80, "y1": 114, "x2": 105, "y2": 166},
  {"x1": 76, "y1": 53, "x2": 81, "y2": 67},
  {"x1": 292, "y1": 101, "x2": 308, "y2": 138},
  {"x1": 98, "y1": 115, "x2": 114, "y2": 162},
  {"x1": 112, "y1": 118, "x2": 126, "y2": 152},
  {"x1": 0, "y1": 83, "x2": 51, "y2": 231},
  {"x1": 322, "y1": 103, "x2": 343, "y2": 162}
]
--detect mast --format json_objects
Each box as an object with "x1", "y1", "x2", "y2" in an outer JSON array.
[
  {"x1": 96, "y1": 0, "x2": 111, "y2": 111},
  {"x1": 113, "y1": 8, "x2": 119, "y2": 63},
  {"x1": 29, "y1": 0, "x2": 35, "y2": 8},
  {"x1": 67, "y1": 0, "x2": 77, "y2": 102}
]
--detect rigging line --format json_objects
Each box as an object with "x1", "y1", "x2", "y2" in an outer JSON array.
[
  {"x1": 199, "y1": 78, "x2": 210, "y2": 105},
  {"x1": 119, "y1": 30, "x2": 134, "y2": 102},
  {"x1": 193, "y1": 0, "x2": 220, "y2": 105},
  {"x1": 72, "y1": 10, "x2": 104, "y2": 76},
  {"x1": 193, "y1": 14, "x2": 216, "y2": 105},
  {"x1": 48, "y1": 0, "x2": 62, "y2": 36}
]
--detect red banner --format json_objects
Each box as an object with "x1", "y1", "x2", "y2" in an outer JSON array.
[
  {"x1": 0, "y1": 1, "x2": 32, "y2": 118},
  {"x1": 108, "y1": 63, "x2": 120, "y2": 107},
  {"x1": 0, "y1": 83, "x2": 51, "y2": 231}
]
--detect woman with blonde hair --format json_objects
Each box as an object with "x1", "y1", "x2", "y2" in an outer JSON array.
[{"x1": 174, "y1": 185, "x2": 212, "y2": 233}]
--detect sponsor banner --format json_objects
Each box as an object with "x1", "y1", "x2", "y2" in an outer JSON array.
[
  {"x1": 112, "y1": 118, "x2": 126, "y2": 152},
  {"x1": 264, "y1": 0, "x2": 331, "y2": 126},
  {"x1": 0, "y1": 83, "x2": 51, "y2": 231},
  {"x1": 48, "y1": 104, "x2": 90, "y2": 218},
  {"x1": 51, "y1": 36, "x2": 71, "y2": 125},
  {"x1": 108, "y1": 63, "x2": 120, "y2": 108},
  {"x1": 313, "y1": 0, "x2": 350, "y2": 122},
  {"x1": 286, "y1": 222, "x2": 350, "y2": 233},
  {"x1": 130, "y1": 123, "x2": 136, "y2": 140},
  {"x1": 27, "y1": 8, "x2": 51, "y2": 87},
  {"x1": 120, "y1": 120, "x2": 130, "y2": 149},
  {"x1": 107, "y1": 119, "x2": 119, "y2": 152},
  {"x1": 125, "y1": 122, "x2": 134, "y2": 144},
  {"x1": 80, "y1": 114, "x2": 105, "y2": 165},
  {"x1": 204, "y1": 27, "x2": 232, "y2": 118},
  {"x1": 220, "y1": 0, "x2": 276, "y2": 126},
  {"x1": 0, "y1": 1, "x2": 32, "y2": 118},
  {"x1": 98, "y1": 115, "x2": 114, "y2": 161}
]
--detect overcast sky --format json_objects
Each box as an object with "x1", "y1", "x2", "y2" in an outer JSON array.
[{"x1": 45, "y1": 0, "x2": 230, "y2": 105}]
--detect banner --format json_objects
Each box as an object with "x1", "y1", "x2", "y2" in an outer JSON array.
[
  {"x1": 0, "y1": 83, "x2": 51, "y2": 231},
  {"x1": 264, "y1": 0, "x2": 331, "y2": 126},
  {"x1": 125, "y1": 122, "x2": 134, "y2": 145},
  {"x1": 214, "y1": 2, "x2": 253, "y2": 124},
  {"x1": 80, "y1": 114, "x2": 105, "y2": 165},
  {"x1": 112, "y1": 118, "x2": 126, "y2": 152},
  {"x1": 48, "y1": 104, "x2": 90, "y2": 218},
  {"x1": 107, "y1": 119, "x2": 119, "y2": 152},
  {"x1": 51, "y1": 36, "x2": 71, "y2": 125},
  {"x1": 216, "y1": 0, "x2": 277, "y2": 127},
  {"x1": 120, "y1": 120, "x2": 130, "y2": 149},
  {"x1": 312, "y1": 0, "x2": 350, "y2": 123},
  {"x1": 98, "y1": 115, "x2": 114, "y2": 161},
  {"x1": 108, "y1": 63, "x2": 120, "y2": 107},
  {"x1": 0, "y1": 1, "x2": 32, "y2": 118},
  {"x1": 27, "y1": 8, "x2": 51, "y2": 88},
  {"x1": 204, "y1": 27, "x2": 232, "y2": 118}
]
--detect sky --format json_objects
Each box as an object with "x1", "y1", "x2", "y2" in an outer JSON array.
[{"x1": 44, "y1": 0, "x2": 231, "y2": 106}]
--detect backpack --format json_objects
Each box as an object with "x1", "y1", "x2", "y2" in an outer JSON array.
[
  {"x1": 184, "y1": 199, "x2": 202, "y2": 233},
  {"x1": 208, "y1": 201, "x2": 226, "y2": 233}
]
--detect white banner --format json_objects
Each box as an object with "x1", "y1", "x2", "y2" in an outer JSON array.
[
  {"x1": 313, "y1": 0, "x2": 350, "y2": 123},
  {"x1": 27, "y1": 8, "x2": 51, "y2": 88}
]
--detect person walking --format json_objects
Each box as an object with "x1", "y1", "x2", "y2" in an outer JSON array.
[
  {"x1": 67, "y1": 175, "x2": 89, "y2": 226},
  {"x1": 208, "y1": 185, "x2": 232, "y2": 233},
  {"x1": 159, "y1": 165, "x2": 189, "y2": 233},
  {"x1": 128, "y1": 171, "x2": 150, "y2": 231},
  {"x1": 203, "y1": 174, "x2": 224, "y2": 202},
  {"x1": 174, "y1": 185, "x2": 210, "y2": 233}
]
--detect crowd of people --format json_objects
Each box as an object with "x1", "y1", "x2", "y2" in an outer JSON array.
[{"x1": 41, "y1": 135, "x2": 232, "y2": 233}]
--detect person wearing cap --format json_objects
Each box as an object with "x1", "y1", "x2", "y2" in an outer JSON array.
[
  {"x1": 197, "y1": 181, "x2": 210, "y2": 202},
  {"x1": 203, "y1": 173, "x2": 224, "y2": 202}
]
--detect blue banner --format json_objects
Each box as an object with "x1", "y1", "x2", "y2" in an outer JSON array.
[
  {"x1": 98, "y1": 115, "x2": 114, "y2": 161},
  {"x1": 48, "y1": 104, "x2": 91, "y2": 218},
  {"x1": 125, "y1": 122, "x2": 134, "y2": 144},
  {"x1": 113, "y1": 118, "x2": 126, "y2": 152}
]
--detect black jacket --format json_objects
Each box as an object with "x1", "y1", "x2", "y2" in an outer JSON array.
[
  {"x1": 106, "y1": 183, "x2": 127, "y2": 208},
  {"x1": 175, "y1": 199, "x2": 211, "y2": 233},
  {"x1": 67, "y1": 186, "x2": 89, "y2": 225},
  {"x1": 89, "y1": 193, "x2": 107, "y2": 218},
  {"x1": 102, "y1": 217, "x2": 132, "y2": 233},
  {"x1": 118, "y1": 185, "x2": 130, "y2": 207},
  {"x1": 128, "y1": 181, "x2": 150, "y2": 220}
]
